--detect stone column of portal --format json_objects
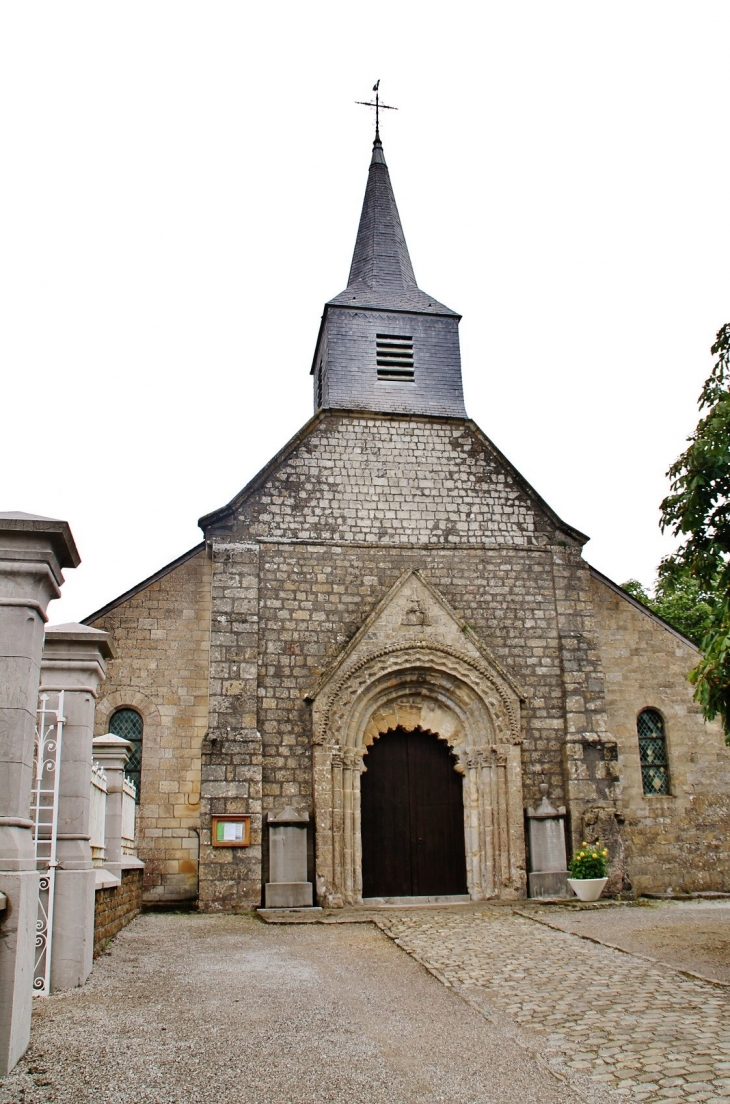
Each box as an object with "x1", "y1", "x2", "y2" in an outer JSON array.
[
  {"x1": 91, "y1": 734, "x2": 133, "y2": 884},
  {"x1": 0, "y1": 513, "x2": 79, "y2": 1076},
  {"x1": 40, "y1": 624, "x2": 114, "y2": 992}
]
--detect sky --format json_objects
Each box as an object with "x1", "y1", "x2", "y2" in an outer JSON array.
[{"x1": 2, "y1": 2, "x2": 729, "y2": 625}]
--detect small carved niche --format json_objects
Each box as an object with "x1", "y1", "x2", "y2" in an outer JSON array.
[{"x1": 401, "y1": 597, "x2": 431, "y2": 626}]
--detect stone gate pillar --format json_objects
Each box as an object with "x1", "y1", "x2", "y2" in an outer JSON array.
[
  {"x1": 0, "y1": 513, "x2": 79, "y2": 1076},
  {"x1": 40, "y1": 624, "x2": 114, "y2": 991},
  {"x1": 91, "y1": 733, "x2": 132, "y2": 884}
]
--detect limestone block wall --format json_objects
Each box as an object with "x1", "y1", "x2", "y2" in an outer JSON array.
[
  {"x1": 88, "y1": 549, "x2": 211, "y2": 904},
  {"x1": 590, "y1": 571, "x2": 730, "y2": 893}
]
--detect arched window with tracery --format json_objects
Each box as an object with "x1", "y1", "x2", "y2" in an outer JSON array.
[
  {"x1": 637, "y1": 708, "x2": 670, "y2": 795},
  {"x1": 109, "y1": 708, "x2": 143, "y2": 804}
]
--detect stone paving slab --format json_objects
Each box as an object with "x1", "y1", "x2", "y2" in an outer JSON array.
[
  {"x1": 376, "y1": 908, "x2": 730, "y2": 1104},
  {"x1": 525, "y1": 900, "x2": 730, "y2": 985}
]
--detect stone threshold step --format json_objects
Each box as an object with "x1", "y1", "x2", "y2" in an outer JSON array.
[{"x1": 358, "y1": 895, "x2": 472, "y2": 907}]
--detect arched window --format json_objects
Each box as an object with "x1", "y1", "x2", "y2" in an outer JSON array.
[
  {"x1": 109, "y1": 708, "x2": 143, "y2": 804},
  {"x1": 637, "y1": 709, "x2": 670, "y2": 795}
]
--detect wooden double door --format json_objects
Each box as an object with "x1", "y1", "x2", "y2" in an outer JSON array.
[{"x1": 360, "y1": 728, "x2": 468, "y2": 898}]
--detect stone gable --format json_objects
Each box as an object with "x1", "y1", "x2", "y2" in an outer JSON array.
[
  {"x1": 590, "y1": 570, "x2": 730, "y2": 893},
  {"x1": 203, "y1": 412, "x2": 578, "y2": 548},
  {"x1": 89, "y1": 549, "x2": 211, "y2": 905}
]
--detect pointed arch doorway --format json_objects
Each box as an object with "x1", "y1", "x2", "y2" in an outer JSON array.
[{"x1": 360, "y1": 727, "x2": 467, "y2": 898}]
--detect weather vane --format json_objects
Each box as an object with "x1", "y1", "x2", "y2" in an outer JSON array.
[{"x1": 356, "y1": 80, "x2": 397, "y2": 140}]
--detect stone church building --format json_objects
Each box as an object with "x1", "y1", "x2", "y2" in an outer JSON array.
[{"x1": 85, "y1": 133, "x2": 730, "y2": 910}]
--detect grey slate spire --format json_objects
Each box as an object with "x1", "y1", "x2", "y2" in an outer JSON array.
[
  {"x1": 328, "y1": 137, "x2": 457, "y2": 316},
  {"x1": 311, "y1": 135, "x2": 466, "y2": 419}
]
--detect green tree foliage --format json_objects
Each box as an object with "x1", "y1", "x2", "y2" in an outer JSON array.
[{"x1": 659, "y1": 323, "x2": 730, "y2": 736}]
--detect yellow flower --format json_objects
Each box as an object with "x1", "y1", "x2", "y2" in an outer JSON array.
[
  {"x1": 603, "y1": 849, "x2": 608, "y2": 856},
  {"x1": 582, "y1": 842, "x2": 588, "y2": 847}
]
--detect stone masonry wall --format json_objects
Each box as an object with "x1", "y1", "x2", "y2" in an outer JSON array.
[
  {"x1": 199, "y1": 542, "x2": 262, "y2": 911},
  {"x1": 210, "y1": 413, "x2": 558, "y2": 547},
  {"x1": 93, "y1": 869, "x2": 142, "y2": 956},
  {"x1": 199, "y1": 412, "x2": 615, "y2": 905},
  {"x1": 591, "y1": 572, "x2": 730, "y2": 894},
  {"x1": 256, "y1": 542, "x2": 567, "y2": 810},
  {"x1": 197, "y1": 538, "x2": 575, "y2": 908},
  {"x1": 89, "y1": 550, "x2": 211, "y2": 904}
]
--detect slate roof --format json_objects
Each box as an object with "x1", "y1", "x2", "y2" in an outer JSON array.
[{"x1": 327, "y1": 137, "x2": 458, "y2": 317}]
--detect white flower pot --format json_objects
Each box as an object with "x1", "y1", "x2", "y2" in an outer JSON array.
[{"x1": 567, "y1": 877, "x2": 608, "y2": 902}]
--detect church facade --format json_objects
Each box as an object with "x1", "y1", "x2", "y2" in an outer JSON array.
[{"x1": 86, "y1": 133, "x2": 730, "y2": 909}]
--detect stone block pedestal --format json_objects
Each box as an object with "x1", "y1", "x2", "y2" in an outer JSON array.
[
  {"x1": 264, "y1": 807, "x2": 313, "y2": 909},
  {"x1": 526, "y1": 785, "x2": 570, "y2": 900},
  {"x1": 528, "y1": 870, "x2": 569, "y2": 898}
]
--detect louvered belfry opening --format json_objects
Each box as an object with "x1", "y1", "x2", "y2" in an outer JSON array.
[{"x1": 376, "y1": 333, "x2": 415, "y2": 382}]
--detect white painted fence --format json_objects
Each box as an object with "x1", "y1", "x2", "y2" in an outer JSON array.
[
  {"x1": 121, "y1": 777, "x2": 137, "y2": 856},
  {"x1": 89, "y1": 762, "x2": 108, "y2": 867}
]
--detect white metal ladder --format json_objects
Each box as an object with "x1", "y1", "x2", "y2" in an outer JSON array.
[{"x1": 30, "y1": 690, "x2": 65, "y2": 996}]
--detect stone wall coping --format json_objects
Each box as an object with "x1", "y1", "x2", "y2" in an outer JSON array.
[
  {"x1": 268, "y1": 806, "x2": 309, "y2": 825},
  {"x1": 94, "y1": 868, "x2": 121, "y2": 891}
]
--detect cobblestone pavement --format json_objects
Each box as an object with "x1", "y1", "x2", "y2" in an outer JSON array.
[{"x1": 376, "y1": 908, "x2": 730, "y2": 1104}]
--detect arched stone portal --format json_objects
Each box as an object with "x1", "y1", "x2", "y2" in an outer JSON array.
[{"x1": 311, "y1": 643, "x2": 526, "y2": 906}]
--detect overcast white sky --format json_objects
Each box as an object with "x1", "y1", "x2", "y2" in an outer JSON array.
[{"x1": 2, "y1": 2, "x2": 729, "y2": 625}]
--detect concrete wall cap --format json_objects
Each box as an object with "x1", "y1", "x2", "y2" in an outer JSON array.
[
  {"x1": 45, "y1": 622, "x2": 116, "y2": 659},
  {"x1": 93, "y1": 733, "x2": 133, "y2": 751},
  {"x1": 0, "y1": 513, "x2": 80, "y2": 568}
]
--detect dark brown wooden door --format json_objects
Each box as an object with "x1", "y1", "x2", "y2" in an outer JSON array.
[{"x1": 361, "y1": 728, "x2": 467, "y2": 898}]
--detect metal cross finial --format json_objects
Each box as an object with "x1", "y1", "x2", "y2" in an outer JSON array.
[{"x1": 356, "y1": 79, "x2": 397, "y2": 140}]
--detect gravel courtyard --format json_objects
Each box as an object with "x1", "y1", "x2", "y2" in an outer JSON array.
[
  {"x1": 2, "y1": 901, "x2": 730, "y2": 1104},
  {"x1": 0, "y1": 911, "x2": 585, "y2": 1104}
]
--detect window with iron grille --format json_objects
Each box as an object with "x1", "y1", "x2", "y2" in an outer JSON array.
[
  {"x1": 376, "y1": 333, "x2": 415, "y2": 382},
  {"x1": 109, "y1": 708, "x2": 143, "y2": 804},
  {"x1": 637, "y1": 708, "x2": 670, "y2": 795}
]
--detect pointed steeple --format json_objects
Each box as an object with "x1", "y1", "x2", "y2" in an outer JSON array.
[
  {"x1": 311, "y1": 132, "x2": 466, "y2": 420},
  {"x1": 328, "y1": 137, "x2": 457, "y2": 316}
]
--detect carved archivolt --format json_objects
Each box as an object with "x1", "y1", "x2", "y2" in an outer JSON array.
[
  {"x1": 311, "y1": 642, "x2": 526, "y2": 907},
  {"x1": 314, "y1": 642, "x2": 521, "y2": 748}
]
